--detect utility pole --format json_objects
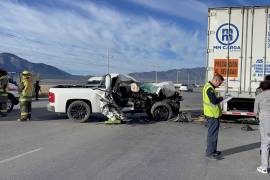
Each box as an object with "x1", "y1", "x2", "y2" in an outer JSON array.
[
  {"x1": 107, "y1": 48, "x2": 110, "y2": 74},
  {"x1": 177, "y1": 71, "x2": 179, "y2": 84},
  {"x1": 188, "y1": 72, "x2": 190, "y2": 85},
  {"x1": 155, "y1": 71, "x2": 158, "y2": 83},
  {"x1": 153, "y1": 64, "x2": 159, "y2": 83}
]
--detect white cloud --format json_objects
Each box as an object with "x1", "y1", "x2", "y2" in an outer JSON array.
[
  {"x1": 0, "y1": 0, "x2": 205, "y2": 75},
  {"x1": 128, "y1": 0, "x2": 208, "y2": 24}
]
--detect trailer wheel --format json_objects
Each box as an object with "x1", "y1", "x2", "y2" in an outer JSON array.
[
  {"x1": 67, "y1": 101, "x2": 91, "y2": 123},
  {"x1": 150, "y1": 101, "x2": 172, "y2": 121}
]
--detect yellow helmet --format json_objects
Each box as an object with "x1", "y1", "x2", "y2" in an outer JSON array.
[{"x1": 22, "y1": 70, "x2": 31, "y2": 76}]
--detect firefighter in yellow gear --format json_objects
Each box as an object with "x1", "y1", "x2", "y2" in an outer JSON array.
[
  {"x1": 0, "y1": 69, "x2": 9, "y2": 117},
  {"x1": 18, "y1": 71, "x2": 33, "y2": 121}
]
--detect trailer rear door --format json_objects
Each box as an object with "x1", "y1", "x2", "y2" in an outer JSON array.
[{"x1": 207, "y1": 7, "x2": 270, "y2": 98}]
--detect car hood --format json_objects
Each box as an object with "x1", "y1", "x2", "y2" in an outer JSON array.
[{"x1": 141, "y1": 82, "x2": 176, "y2": 97}]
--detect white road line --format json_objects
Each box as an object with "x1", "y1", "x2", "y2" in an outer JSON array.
[{"x1": 0, "y1": 148, "x2": 43, "y2": 164}]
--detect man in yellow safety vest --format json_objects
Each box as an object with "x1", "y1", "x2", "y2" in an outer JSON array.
[
  {"x1": 17, "y1": 70, "x2": 33, "y2": 121},
  {"x1": 203, "y1": 73, "x2": 224, "y2": 159},
  {"x1": 0, "y1": 69, "x2": 9, "y2": 117}
]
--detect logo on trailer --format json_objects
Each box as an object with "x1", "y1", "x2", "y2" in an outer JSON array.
[
  {"x1": 213, "y1": 23, "x2": 240, "y2": 51},
  {"x1": 216, "y1": 23, "x2": 239, "y2": 45}
]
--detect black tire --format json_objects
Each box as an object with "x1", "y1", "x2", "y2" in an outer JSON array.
[
  {"x1": 7, "y1": 95, "x2": 14, "y2": 113},
  {"x1": 150, "y1": 101, "x2": 173, "y2": 121},
  {"x1": 67, "y1": 101, "x2": 91, "y2": 123}
]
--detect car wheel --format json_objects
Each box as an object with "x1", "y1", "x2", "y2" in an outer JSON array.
[
  {"x1": 67, "y1": 101, "x2": 91, "y2": 123},
  {"x1": 7, "y1": 96, "x2": 14, "y2": 112},
  {"x1": 150, "y1": 101, "x2": 173, "y2": 121}
]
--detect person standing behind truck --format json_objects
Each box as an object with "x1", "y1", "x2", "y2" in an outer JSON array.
[
  {"x1": 255, "y1": 75, "x2": 270, "y2": 96},
  {"x1": 265, "y1": 75, "x2": 270, "y2": 81},
  {"x1": 254, "y1": 81, "x2": 270, "y2": 174},
  {"x1": 0, "y1": 69, "x2": 9, "y2": 117},
  {"x1": 17, "y1": 71, "x2": 33, "y2": 122},
  {"x1": 203, "y1": 73, "x2": 224, "y2": 159},
  {"x1": 34, "y1": 81, "x2": 41, "y2": 101}
]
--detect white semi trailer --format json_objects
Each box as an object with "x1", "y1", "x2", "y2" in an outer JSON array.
[{"x1": 206, "y1": 6, "x2": 270, "y2": 116}]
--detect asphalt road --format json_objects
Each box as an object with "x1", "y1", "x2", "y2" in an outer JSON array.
[
  {"x1": 0, "y1": 93, "x2": 269, "y2": 180},
  {"x1": 180, "y1": 89, "x2": 202, "y2": 111}
]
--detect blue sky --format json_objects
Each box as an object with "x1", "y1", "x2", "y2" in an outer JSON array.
[{"x1": 0, "y1": 0, "x2": 270, "y2": 75}]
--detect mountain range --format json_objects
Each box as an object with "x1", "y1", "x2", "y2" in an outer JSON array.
[
  {"x1": 0, "y1": 53, "x2": 205, "y2": 83},
  {"x1": 0, "y1": 53, "x2": 76, "y2": 79}
]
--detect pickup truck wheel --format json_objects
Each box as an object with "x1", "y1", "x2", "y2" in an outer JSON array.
[
  {"x1": 7, "y1": 95, "x2": 14, "y2": 113},
  {"x1": 67, "y1": 101, "x2": 91, "y2": 123},
  {"x1": 150, "y1": 101, "x2": 172, "y2": 121}
]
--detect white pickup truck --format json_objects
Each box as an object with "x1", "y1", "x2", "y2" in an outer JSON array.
[{"x1": 47, "y1": 74, "x2": 183, "y2": 122}]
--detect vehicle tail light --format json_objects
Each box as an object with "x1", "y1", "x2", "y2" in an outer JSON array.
[{"x1": 48, "y1": 92, "x2": 55, "y2": 103}]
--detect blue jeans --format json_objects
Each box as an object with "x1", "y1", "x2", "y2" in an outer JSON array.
[
  {"x1": 259, "y1": 120, "x2": 270, "y2": 169},
  {"x1": 206, "y1": 118, "x2": 220, "y2": 156}
]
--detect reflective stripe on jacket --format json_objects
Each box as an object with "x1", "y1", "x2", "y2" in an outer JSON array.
[{"x1": 202, "y1": 82, "x2": 222, "y2": 118}]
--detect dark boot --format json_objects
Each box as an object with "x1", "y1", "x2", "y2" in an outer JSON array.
[{"x1": 27, "y1": 114, "x2": 31, "y2": 121}]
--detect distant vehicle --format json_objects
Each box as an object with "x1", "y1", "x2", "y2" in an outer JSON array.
[
  {"x1": 191, "y1": 83, "x2": 200, "y2": 88},
  {"x1": 179, "y1": 84, "x2": 193, "y2": 92},
  {"x1": 87, "y1": 76, "x2": 103, "y2": 86},
  {"x1": 174, "y1": 83, "x2": 182, "y2": 88}
]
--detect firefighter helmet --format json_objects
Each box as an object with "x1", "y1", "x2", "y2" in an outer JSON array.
[{"x1": 22, "y1": 70, "x2": 31, "y2": 76}]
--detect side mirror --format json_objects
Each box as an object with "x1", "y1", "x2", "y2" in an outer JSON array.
[{"x1": 105, "y1": 74, "x2": 111, "y2": 92}]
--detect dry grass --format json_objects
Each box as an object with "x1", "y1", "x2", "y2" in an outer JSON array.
[{"x1": 40, "y1": 84, "x2": 55, "y2": 93}]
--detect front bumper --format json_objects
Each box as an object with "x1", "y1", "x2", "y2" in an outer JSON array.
[{"x1": 47, "y1": 104, "x2": 55, "y2": 112}]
